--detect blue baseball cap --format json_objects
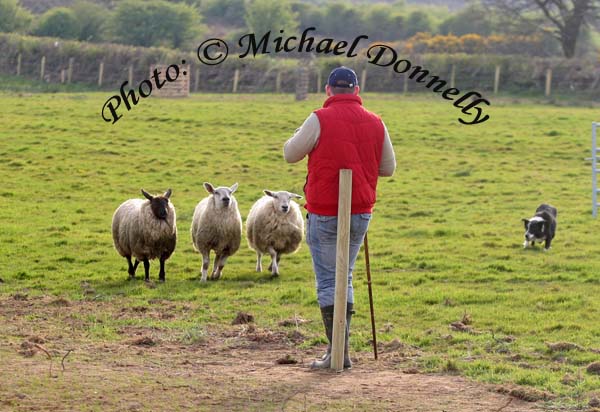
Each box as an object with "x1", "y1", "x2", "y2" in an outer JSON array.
[{"x1": 327, "y1": 66, "x2": 358, "y2": 88}]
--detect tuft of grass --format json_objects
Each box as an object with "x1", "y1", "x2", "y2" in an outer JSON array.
[
  {"x1": 180, "y1": 325, "x2": 208, "y2": 345},
  {"x1": 453, "y1": 169, "x2": 472, "y2": 177},
  {"x1": 443, "y1": 359, "x2": 460, "y2": 374}
]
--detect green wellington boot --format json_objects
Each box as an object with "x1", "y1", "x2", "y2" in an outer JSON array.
[{"x1": 310, "y1": 303, "x2": 353, "y2": 369}]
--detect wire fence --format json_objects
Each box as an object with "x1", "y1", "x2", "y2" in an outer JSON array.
[{"x1": 1, "y1": 33, "x2": 599, "y2": 98}]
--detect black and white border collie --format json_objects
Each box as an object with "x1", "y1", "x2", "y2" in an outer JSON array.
[{"x1": 522, "y1": 204, "x2": 557, "y2": 251}]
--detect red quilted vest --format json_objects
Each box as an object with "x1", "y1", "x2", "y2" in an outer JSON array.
[{"x1": 305, "y1": 94, "x2": 384, "y2": 216}]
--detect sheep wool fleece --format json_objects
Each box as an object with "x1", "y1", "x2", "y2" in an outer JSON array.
[
  {"x1": 191, "y1": 197, "x2": 242, "y2": 256},
  {"x1": 112, "y1": 199, "x2": 177, "y2": 261},
  {"x1": 305, "y1": 94, "x2": 384, "y2": 216},
  {"x1": 246, "y1": 196, "x2": 303, "y2": 255}
]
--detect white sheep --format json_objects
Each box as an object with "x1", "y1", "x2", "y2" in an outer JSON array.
[
  {"x1": 112, "y1": 189, "x2": 177, "y2": 282},
  {"x1": 246, "y1": 190, "x2": 304, "y2": 277},
  {"x1": 191, "y1": 183, "x2": 242, "y2": 282}
]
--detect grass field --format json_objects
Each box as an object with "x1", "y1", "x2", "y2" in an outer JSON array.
[{"x1": 1, "y1": 91, "x2": 599, "y2": 410}]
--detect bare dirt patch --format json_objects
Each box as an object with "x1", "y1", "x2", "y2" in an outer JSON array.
[
  {"x1": 129, "y1": 336, "x2": 157, "y2": 346},
  {"x1": 0, "y1": 295, "x2": 547, "y2": 412},
  {"x1": 496, "y1": 386, "x2": 555, "y2": 402},
  {"x1": 588, "y1": 362, "x2": 600, "y2": 375},
  {"x1": 232, "y1": 311, "x2": 254, "y2": 325},
  {"x1": 546, "y1": 342, "x2": 584, "y2": 352}
]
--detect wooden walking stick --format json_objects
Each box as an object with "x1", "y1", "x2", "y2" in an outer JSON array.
[{"x1": 364, "y1": 232, "x2": 378, "y2": 359}]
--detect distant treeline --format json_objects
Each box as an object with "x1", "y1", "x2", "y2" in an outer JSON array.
[
  {"x1": 1, "y1": 32, "x2": 599, "y2": 98},
  {"x1": 2, "y1": 0, "x2": 592, "y2": 57}
]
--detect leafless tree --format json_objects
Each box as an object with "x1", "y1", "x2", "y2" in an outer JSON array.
[{"x1": 484, "y1": 0, "x2": 599, "y2": 58}]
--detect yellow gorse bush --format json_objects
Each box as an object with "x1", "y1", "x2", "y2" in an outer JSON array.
[{"x1": 403, "y1": 33, "x2": 546, "y2": 55}]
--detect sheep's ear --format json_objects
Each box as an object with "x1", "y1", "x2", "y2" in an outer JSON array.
[
  {"x1": 204, "y1": 182, "x2": 215, "y2": 194},
  {"x1": 290, "y1": 192, "x2": 303, "y2": 200},
  {"x1": 163, "y1": 188, "x2": 172, "y2": 199},
  {"x1": 230, "y1": 183, "x2": 238, "y2": 193},
  {"x1": 264, "y1": 190, "x2": 275, "y2": 197},
  {"x1": 141, "y1": 189, "x2": 153, "y2": 200}
]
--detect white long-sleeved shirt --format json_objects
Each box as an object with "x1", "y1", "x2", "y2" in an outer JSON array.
[{"x1": 283, "y1": 113, "x2": 396, "y2": 176}]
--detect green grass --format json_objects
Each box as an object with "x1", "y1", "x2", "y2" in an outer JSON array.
[
  {"x1": 1, "y1": 91, "x2": 599, "y2": 407},
  {"x1": 0, "y1": 74, "x2": 97, "y2": 93}
]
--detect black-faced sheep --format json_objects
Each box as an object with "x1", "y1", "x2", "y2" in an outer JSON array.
[
  {"x1": 191, "y1": 183, "x2": 242, "y2": 282},
  {"x1": 112, "y1": 189, "x2": 177, "y2": 282},
  {"x1": 246, "y1": 190, "x2": 303, "y2": 277}
]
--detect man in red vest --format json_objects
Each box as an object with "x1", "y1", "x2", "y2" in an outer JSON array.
[{"x1": 284, "y1": 66, "x2": 396, "y2": 369}]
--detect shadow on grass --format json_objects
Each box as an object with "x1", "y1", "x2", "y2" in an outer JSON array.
[{"x1": 91, "y1": 269, "x2": 282, "y2": 298}]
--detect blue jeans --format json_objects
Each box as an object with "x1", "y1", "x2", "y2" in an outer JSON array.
[{"x1": 306, "y1": 212, "x2": 372, "y2": 308}]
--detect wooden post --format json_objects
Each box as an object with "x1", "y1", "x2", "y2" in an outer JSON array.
[
  {"x1": 16, "y1": 53, "x2": 21, "y2": 76},
  {"x1": 360, "y1": 69, "x2": 367, "y2": 92},
  {"x1": 194, "y1": 67, "x2": 200, "y2": 92},
  {"x1": 590, "y1": 69, "x2": 600, "y2": 91},
  {"x1": 40, "y1": 56, "x2": 46, "y2": 81},
  {"x1": 593, "y1": 122, "x2": 598, "y2": 218},
  {"x1": 232, "y1": 68, "x2": 239, "y2": 93},
  {"x1": 545, "y1": 68, "x2": 552, "y2": 97},
  {"x1": 316, "y1": 70, "x2": 322, "y2": 93},
  {"x1": 98, "y1": 61, "x2": 104, "y2": 87},
  {"x1": 67, "y1": 57, "x2": 74, "y2": 83},
  {"x1": 128, "y1": 65, "x2": 133, "y2": 85},
  {"x1": 493, "y1": 65, "x2": 501, "y2": 94},
  {"x1": 295, "y1": 64, "x2": 309, "y2": 101},
  {"x1": 331, "y1": 169, "x2": 352, "y2": 372},
  {"x1": 403, "y1": 73, "x2": 408, "y2": 94},
  {"x1": 450, "y1": 64, "x2": 456, "y2": 89},
  {"x1": 275, "y1": 71, "x2": 282, "y2": 93},
  {"x1": 60, "y1": 69, "x2": 65, "y2": 84}
]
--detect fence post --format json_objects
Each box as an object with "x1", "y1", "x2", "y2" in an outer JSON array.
[
  {"x1": 40, "y1": 56, "x2": 46, "y2": 81},
  {"x1": 316, "y1": 70, "x2": 322, "y2": 93},
  {"x1": 16, "y1": 53, "x2": 21, "y2": 76},
  {"x1": 360, "y1": 69, "x2": 367, "y2": 92},
  {"x1": 591, "y1": 69, "x2": 600, "y2": 91},
  {"x1": 194, "y1": 67, "x2": 200, "y2": 92},
  {"x1": 545, "y1": 68, "x2": 552, "y2": 97},
  {"x1": 403, "y1": 73, "x2": 408, "y2": 94},
  {"x1": 331, "y1": 169, "x2": 352, "y2": 372},
  {"x1": 275, "y1": 71, "x2": 282, "y2": 93},
  {"x1": 493, "y1": 65, "x2": 501, "y2": 94},
  {"x1": 232, "y1": 68, "x2": 239, "y2": 93},
  {"x1": 60, "y1": 69, "x2": 65, "y2": 84},
  {"x1": 593, "y1": 122, "x2": 598, "y2": 218},
  {"x1": 67, "y1": 57, "x2": 74, "y2": 84},
  {"x1": 295, "y1": 65, "x2": 309, "y2": 101},
  {"x1": 98, "y1": 61, "x2": 104, "y2": 87},
  {"x1": 128, "y1": 65, "x2": 133, "y2": 86},
  {"x1": 450, "y1": 64, "x2": 456, "y2": 89}
]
